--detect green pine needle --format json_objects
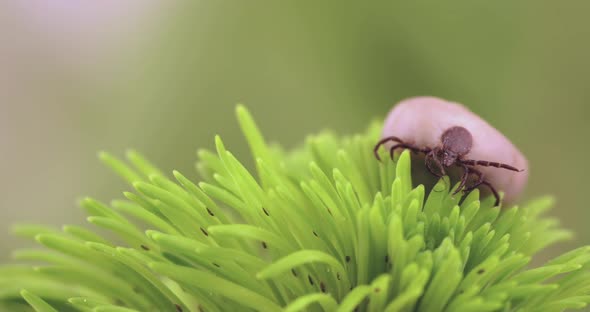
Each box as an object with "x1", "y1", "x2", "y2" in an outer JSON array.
[
  {"x1": 2, "y1": 106, "x2": 589, "y2": 312},
  {"x1": 20, "y1": 290, "x2": 58, "y2": 312}
]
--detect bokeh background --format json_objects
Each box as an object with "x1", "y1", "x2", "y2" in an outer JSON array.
[{"x1": 1, "y1": 1, "x2": 589, "y2": 262}]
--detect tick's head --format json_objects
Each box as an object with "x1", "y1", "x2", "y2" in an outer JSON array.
[
  {"x1": 437, "y1": 149, "x2": 458, "y2": 167},
  {"x1": 441, "y1": 126, "x2": 473, "y2": 157}
]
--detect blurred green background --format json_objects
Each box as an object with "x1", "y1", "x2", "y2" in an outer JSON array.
[{"x1": 1, "y1": 1, "x2": 589, "y2": 261}]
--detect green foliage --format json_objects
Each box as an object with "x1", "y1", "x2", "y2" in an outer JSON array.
[{"x1": 1, "y1": 106, "x2": 589, "y2": 312}]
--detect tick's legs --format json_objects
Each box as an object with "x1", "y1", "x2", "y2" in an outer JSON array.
[
  {"x1": 374, "y1": 136, "x2": 404, "y2": 161},
  {"x1": 374, "y1": 136, "x2": 430, "y2": 161},
  {"x1": 462, "y1": 159, "x2": 524, "y2": 172},
  {"x1": 479, "y1": 181, "x2": 501, "y2": 206},
  {"x1": 389, "y1": 143, "x2": 430, "y2": 160},
  {"x1": 425, "y1": 152, "x2": 438, "y2": 177},
  {"x1": 459, "y1": 167, "x2": 500, "y2": 206},
  {"x1": 425, "y1": 151, "x2": 445, "y2": 178},
  {"x1": 463, "y1": 167, "x2": 485, "y2": 192},
  {"x1": 452, "y1": 164, "x2": 471, "y2": 195}
]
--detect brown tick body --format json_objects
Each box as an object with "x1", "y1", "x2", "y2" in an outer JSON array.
[{"x1": 374, "y1": 126, "x2": 524, "y2": 206}]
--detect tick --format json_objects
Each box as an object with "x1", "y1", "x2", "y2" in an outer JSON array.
[{"x1": 374, "y1": 97, "x2": 528, "y2": 205}]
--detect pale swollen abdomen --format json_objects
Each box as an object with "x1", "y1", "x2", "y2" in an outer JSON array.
[{"x1": 382, "y1": 96, "x2": 529, "y2": 203}]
